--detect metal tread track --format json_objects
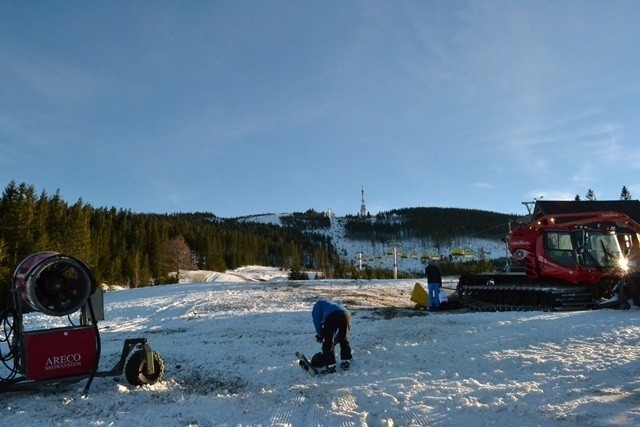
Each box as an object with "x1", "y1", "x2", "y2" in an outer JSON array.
[{"x1": 458, "y1": 283, "x2": 597, "y2": 312}]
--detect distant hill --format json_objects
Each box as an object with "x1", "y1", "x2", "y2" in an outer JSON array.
[
  {"x1": 344, "y1": 207, "x2": 516, "y2": 240},
  {"x1": 240, "y1": 207, "x2": 526, "y2": 274}
]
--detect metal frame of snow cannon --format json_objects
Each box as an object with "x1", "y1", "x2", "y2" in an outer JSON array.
[{"x1": 0, "y1": 252, "x2": 164, "y2": 395}]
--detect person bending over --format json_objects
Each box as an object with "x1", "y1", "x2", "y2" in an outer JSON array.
[{"x1": 311, "y1": 300, "x2": 352, "y2": 370}]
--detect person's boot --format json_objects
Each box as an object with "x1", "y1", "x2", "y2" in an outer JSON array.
[
  {"x1": 323, "y1": 351, "x2": 336, "y2": 373},
  {"x1": 340, "y1": 343, "x2": 352, "y2": 361}
]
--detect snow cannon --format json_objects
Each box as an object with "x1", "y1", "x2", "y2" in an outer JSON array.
[
  {"x1": 12, "y1": 251, "x2": 96, "y2": 316},
  {"x1": 1, "y1": 252, "x2": 164, "y2": 395}
]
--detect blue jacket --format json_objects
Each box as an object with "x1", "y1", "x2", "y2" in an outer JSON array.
[{"x1": 312, "y1": 300, "x2": 348, "y2": 334}]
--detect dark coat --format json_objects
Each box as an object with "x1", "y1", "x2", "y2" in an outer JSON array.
[{"x1": 425, "y1": 264, "x2": 442, "y2": 284}]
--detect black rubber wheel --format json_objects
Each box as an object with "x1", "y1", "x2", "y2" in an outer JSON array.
[{"x1": 124, "y1": 349, "x2": 165, "y2": 386}]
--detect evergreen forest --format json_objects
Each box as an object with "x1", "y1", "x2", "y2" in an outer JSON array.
[
  {"x1": 0, "y1": 181, "x2": 339, "y2": 307},
  {"x1": 343, "y1": 207, "x2": 518, "y2": 241}
]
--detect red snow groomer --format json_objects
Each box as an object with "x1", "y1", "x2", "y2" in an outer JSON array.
[
  {"x1": 0, "y1": 252, "x2": 164, "y2": 395},
  {"x1": 457, "y1": 210, "x2": 640, "y2": 310}
]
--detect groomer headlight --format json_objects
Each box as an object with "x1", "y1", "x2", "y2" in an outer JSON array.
[{"x1": 617, "y1": 256, "x2": 630, "y2": 272}]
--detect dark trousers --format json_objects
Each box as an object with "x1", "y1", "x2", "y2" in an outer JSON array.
[{"x1": 321, "y1": 310, "x2": 352, "y2": 364}]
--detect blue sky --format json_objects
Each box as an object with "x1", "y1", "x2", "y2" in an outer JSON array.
[{"x1": 2, "y1": 1, "x2": 640, "y2": 218}]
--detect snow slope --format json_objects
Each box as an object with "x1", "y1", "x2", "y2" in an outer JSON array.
[
  {"x1": 3, "y1": 267, "x2": 640, "y2": 426},
  {"x1": 240, "y1": 213, "x2": 507, "y2": 274}
]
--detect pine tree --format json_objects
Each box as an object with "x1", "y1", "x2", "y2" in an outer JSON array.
[
  {"x1": 620, "y1": 186, "x2": 632, "y2": 200},
  {"x1": 574, "y1": 194, "x2": 581, "y2": 201},
  {"x1": 66, "y1": 198, "x2": 92, "y2": 260},
  {"x1": 1, "y1": 181, "x2": 37, "y2": 265},
  {"x1": 585, "y1": 189, "x2": 596, "y2": 201}
]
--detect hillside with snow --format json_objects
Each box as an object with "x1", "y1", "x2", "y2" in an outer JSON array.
[
  {"x1": 239, "y1": 212, "x2": 508, "y2": 274},
  {"x1": 3, "y1": 267, "x2": 639, "y2": 426}
]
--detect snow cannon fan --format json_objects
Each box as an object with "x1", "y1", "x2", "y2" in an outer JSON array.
[{"x1": 12, "y1": 251, "x2": 96, "y2": 316}]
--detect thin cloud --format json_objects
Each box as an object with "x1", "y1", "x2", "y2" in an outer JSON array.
[
  {"x1": 472, "y1": 182, "x2": 493, "y2": 190},
  {"x1": 2, "y1": 51, "x2": 100, "y2": 104}
]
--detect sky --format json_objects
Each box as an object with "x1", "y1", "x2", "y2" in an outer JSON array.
[{"x1": 2, "y1": 1, "x2": 640, "y2": 218}]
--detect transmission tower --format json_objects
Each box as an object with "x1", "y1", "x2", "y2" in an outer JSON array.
[{"x1": 359, "y1": 186, "x2": 367, "y2": 218}]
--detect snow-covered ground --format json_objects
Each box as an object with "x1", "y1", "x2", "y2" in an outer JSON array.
[{"x1": 3, "y1": 267, "x2": 640, "y2": 426}]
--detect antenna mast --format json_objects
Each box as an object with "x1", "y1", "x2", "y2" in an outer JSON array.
[{"x1": 359, "y1": 186, "x2": 367, "y2": 218}]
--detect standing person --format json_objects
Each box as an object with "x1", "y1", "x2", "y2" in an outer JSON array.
[
  {"x1": 311, "y1": 300, "x2": 352, "y2": 370},
  {"x1": 425, "y1": 260, "x2": 442, "y2": 311}
]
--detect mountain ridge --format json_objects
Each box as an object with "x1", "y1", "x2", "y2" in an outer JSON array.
[{"x1": 238, "y1": 206, "x2": 524, "y2": 274}]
